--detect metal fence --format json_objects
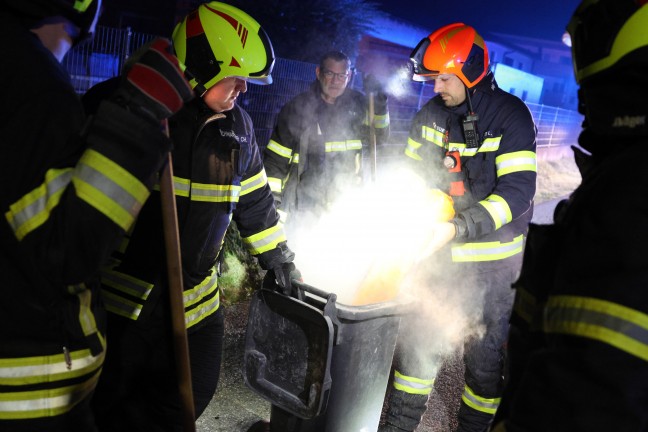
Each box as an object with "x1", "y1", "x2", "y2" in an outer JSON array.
[{"x1": 64, "y1": 25, "x2": 583, "y2": 157}]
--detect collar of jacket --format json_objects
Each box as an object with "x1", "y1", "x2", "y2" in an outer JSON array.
[{"x1": 472, "y1": 71, "x2": 498, "y2": 96}]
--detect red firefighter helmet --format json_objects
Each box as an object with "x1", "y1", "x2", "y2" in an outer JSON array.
[{"x1": 410, "y1": 23, "x2": 489, "y2": 88}]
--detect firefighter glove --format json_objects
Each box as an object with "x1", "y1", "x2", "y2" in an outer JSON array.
[
  {"x1": 114, "y1": 38, "x2": 194, "y2": 123},
  {"x1": 265, "y1": 262, "x2": 303, "y2": 297},
  {"x1": 363, "y1": 73, "x2": 383, "y2": 95}
]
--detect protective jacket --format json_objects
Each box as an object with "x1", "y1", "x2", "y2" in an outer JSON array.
[
  {"x1": 0, "y1": 12, "x2": 170, "y2": 423},
  {"x1": 405, "y1": 72, "x2": 537, "y2": 265},
  {"x1": 495, "y1": 137, "x2": 648, "y2": 432},
  {"x1": 100, "y1": 97, "x2": 286, "y2": 332},
  {"x1": 264, "y1": 80, "x2": 389, "y2": 217}
]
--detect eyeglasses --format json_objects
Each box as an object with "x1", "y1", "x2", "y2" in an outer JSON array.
[{"x1": 321, "y1": 69, "x2": 350, "y2": 81}]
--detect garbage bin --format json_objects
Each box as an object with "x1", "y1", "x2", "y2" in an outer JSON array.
[{"x1": 243, "y1": 280, "x2": 410, "y2": 432}]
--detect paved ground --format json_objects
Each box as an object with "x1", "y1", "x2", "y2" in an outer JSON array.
[{"x1": 196, "y1": 199, "x2": 562, "y2": 432}]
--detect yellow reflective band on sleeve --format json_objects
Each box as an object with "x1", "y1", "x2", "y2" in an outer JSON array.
[
  {"x1": 101, "y1": 290, "x2": 143, "y2": 320},
  {"x1": 73, "y1": 0, "x2": 93, "y2": 12},
  {"x1": 422, "y1": 125, "x2": 445, "y2": 148},
  {"x1": 452, "y1": 234, "x2": 524, "y2": 262},
  {"x1": 185, "y1": 290, "x2": 220, "y2": 329},
  {"x1": 242, "y1": 224, "x2": 287, "y2": 255},
  {"x1": 374, "y1": 112, "x2": 390, "y2": 129},
  {"x1": 392, "y1": 370, "x2": 434, "y2": 395},
  {"x1": 544, "y1": 295, "x2": 648, "y2": 362},
  {"x1": 241, "y1": 169, "x2": 268, "y2": 196},
  {"x1": 190, "y1": 183, "x2": 241, "y2": 203},
  {"x1": 496, "y1": 150, "x2": 537, "y2": 177},
  {"x1": 268, "y1": 177, "x2": 282, "y2": 193},
  {"x1": 183, "y1": 268, "x2": 218, "y2": 309},
  {"x1": 5, "y1": 168, "x2": 72, "y2": 241},
  {"x1": 478, "y1": 194, "x2": 512, "y2": 230},
  {"x1": 73, "y1": 149, "x2": 150, "y2": 232},
  {"x1": 101, "y1": 269, "x2": 153, "y2": 301},
  {"x1": 292, "y1": 153, "x2": 300, "y2": 163},
  {"x1": 183, "y1": 267, "x2": 220, "y2": 328},
  {"x1": 461, "y1": 384, "x2": 501, "y2": 414},
  {"x1": 405, "y1": 138, "x2": 424, "y2": 161},
  {"x1": 266, "y1": 139, "x2": 292, "y2": 160}
]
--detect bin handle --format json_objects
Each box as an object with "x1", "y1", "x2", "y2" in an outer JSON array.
[{"x1": 294, "y1": 280, "x2": 337, "y2": 303}]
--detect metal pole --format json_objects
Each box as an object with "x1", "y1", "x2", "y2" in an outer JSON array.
[{"x1": 160, "y1": 120, "x2": 196, "y2": 432}]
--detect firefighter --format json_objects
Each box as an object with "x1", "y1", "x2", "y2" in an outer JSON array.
[
  {"x1": 492, "y1": 1, "x2": 648, "y2": 431},
  {"x1": 82, "y1": 3, "x2": 300, "y2": 431},
  {"x1": 380, "y1": 24, "x2": 537, "y2": 432},
  {"x1": 0, "y1": 0, "x2": 193, "y2": 431},
  {"x1": 263, "y1": 50, "x2": 390, "y2": 233}
]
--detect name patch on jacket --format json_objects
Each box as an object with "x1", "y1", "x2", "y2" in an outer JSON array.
[{"x1": 220, "y1": 129, "x2": 249, "y2": 144}]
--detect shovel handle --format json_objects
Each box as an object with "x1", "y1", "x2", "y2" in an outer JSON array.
[{"x1": 160, "y1": 120, "x2": 196, "y2": 432}]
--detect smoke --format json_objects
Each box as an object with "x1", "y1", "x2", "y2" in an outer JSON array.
[{"x1": 287, "y1": 165, "x2": 488, "y2": 375}]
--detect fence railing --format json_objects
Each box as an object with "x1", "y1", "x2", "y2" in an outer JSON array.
[{"x1": 64, "y1": 25, "x2": 583, "y2": 155}]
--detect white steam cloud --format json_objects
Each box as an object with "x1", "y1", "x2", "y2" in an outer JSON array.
[{"x1": 287, "y1": 165, "x2": 487, "y2": 376}]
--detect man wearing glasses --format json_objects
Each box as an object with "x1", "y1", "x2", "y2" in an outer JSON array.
[{"x1": 263, "y1": 50, "x2": 390, "y2": 236}]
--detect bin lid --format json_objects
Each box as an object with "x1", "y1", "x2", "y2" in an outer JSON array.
[{"x1": 243, "y1": 288, "x2": 334, "y2": 419}]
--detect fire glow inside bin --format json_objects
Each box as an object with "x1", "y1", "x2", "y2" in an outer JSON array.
[{"x1": 243, "y1": 280, "x2": 409, "y2": 432}]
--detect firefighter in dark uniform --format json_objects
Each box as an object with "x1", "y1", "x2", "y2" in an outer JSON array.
[
  {"x1": 84, "y1": 3, "x2": 299, "y2": 431},
  {"x1": 380, "y1": 24, "x2": 537, "y2": 432},
  {"x1": 263, "y1": 50, "x2": 390, "y2": 232},
  {"x1": 493, "y1": 1, "x2": 648, "y2": 431},
  {"x1": 0, "y1": 0, "x2": 193, "y2": 431}
]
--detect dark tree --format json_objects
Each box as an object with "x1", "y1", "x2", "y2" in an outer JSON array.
[{"x1": 222, "y1": 0, "x2": 387, "y2": 63}]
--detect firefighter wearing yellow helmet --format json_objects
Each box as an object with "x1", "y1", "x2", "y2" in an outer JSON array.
[
  {"x1": 84, "y1": 2, "x2": 300, "y2": 431},
  {"x1": 492, "y1": 2, "x2": 648, "y2": 431},
  {"x1": 1, "y1": 0, "x2": 195, "y2": 430},
  {"x1": 172, "y1": 1, "x2": 275, "y2": 95},
  {"x1": 380, "y1": 23, "x2": 537, "y2": 432}
]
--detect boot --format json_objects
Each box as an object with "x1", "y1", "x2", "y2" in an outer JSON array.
[{"x1": 382, "y1": 390, "x2": 430, "y2": 432}]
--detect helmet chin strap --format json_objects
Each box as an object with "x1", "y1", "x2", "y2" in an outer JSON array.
[{"x1": 465, "y1": 85, "x2": 476, "y2": 115}]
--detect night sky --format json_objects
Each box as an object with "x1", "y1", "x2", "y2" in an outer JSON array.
[{"x1": 377, "y1": 0, "x2": 582, "y2": 42}]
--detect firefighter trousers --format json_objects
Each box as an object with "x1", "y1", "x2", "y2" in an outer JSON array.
[{"x1": 383, "y1": 256, "x2": 521, "y2": 432}]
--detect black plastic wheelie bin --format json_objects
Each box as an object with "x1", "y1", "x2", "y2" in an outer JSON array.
[{"x1": 243, "y1": 280, "x2": 410, "y2": 432}]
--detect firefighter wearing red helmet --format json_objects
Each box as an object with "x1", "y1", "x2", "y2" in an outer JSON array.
[
  {"x1": 492, "y1": 1, "x2": 648, "y2": 431},
  {"x1": 380, "y1": 23, "x2": 537, "y2": 432},
  {"x1": 81, "y1": 2, "x2": 299, "y2": 431},
  {"x1": 0, "y1": 0, "x2": 193, "y2": 430}
]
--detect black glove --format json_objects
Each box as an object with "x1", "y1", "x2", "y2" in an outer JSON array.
[
  {"x1": 258, "y1": 242, "x2": 302, "y2": 297},
  {"x1": 363, "y1": 73, "x2": 383, "y2": 95},
  {"x1": 263, "y1": 262, "x2": 303, "y2": 297},
  {"x1": 113, "y1": 38, "x2": 194, "y2": 123}
]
